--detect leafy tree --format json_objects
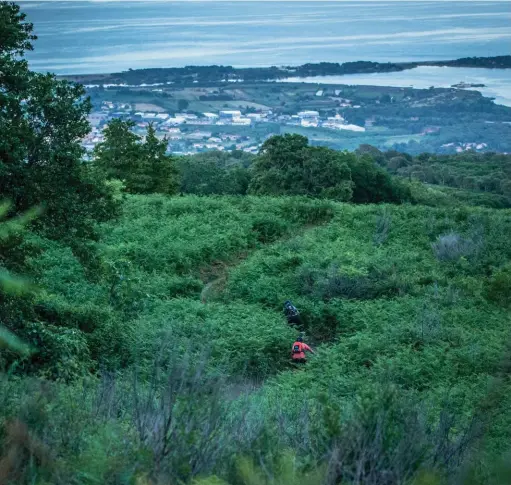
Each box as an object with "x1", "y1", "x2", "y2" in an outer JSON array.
[
  {"x1": 387, "y1": 156, "x2": 410, "y2": 173},
  {"x1": 143, "y1": 124, "x2": 179, "y2": 195},
  {"x1": 94, "y1": 121, "x2": 179, "y2": 195},
  {"x1": 178, "y1": 153, "x2": 252, "y2": 195},
  {"x1": 93, "y1": 119, "x2": 142, "y2": 192},
  {"x1": 179, "y1": 158, "x2": 227, "y2": 195},
  {"x1": 178, "y1": 99, "x2": 189, "y2": 111},
  {"x1": 250, "y1": 135, "x2": 411, "y2": 203},
  {"x1": 249, "y1": 134, "x2": 353, "y2": 201},
  {"x1": 355, "y1": 144, "x2": 386, "y2": 166},
  {"x1": 349, "y1": 155, "x2": 412, "y2": 203},
  {"x1": 0, "y1": 1, "x2": 117, "y2": 242}
]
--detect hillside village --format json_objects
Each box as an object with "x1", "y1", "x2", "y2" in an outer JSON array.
[
  {"x1": 83, "y1": 100, "x2": 366, "y2": 155},
  {"x1": 80, "y1": 75, "x2": 511, "y2": 155}
]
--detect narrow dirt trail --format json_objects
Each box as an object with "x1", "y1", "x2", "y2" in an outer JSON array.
[
  {"x1": 199, "y1": 221, "x2": 325, "y2": 304},
  {"x1": 197, "y1": 219, "x2": 334, "y2": 383}
]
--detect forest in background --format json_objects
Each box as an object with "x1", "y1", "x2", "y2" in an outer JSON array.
[
  {"x1": 177, "y1": 147, "x2": 511, "y2": 209},
  {"x1": 1, "y1": 2, "x2": 511, "y2": 485}
]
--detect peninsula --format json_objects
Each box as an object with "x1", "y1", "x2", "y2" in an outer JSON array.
[{"x1": 62, "y1": 56, "x2": 511, "y2": 86}]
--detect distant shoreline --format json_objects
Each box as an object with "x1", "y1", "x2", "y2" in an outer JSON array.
[{"x1": 61, "y1": 56, "x2": 511, "y2": 86}]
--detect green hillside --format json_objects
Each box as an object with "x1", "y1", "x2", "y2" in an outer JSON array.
[
  {"x1": 3, "y1": 194, "x2": 511, "y2": 484},
  {"x1": 2, "y1": 3, "x2": 511, "y2": 484}
]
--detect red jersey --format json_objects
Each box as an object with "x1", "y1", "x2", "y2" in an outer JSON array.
[{"x1": 291, "y1": 341, "x2": 313, "y2": 360}]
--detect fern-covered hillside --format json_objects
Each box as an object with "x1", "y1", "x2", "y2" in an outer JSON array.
[{"x1": 3, "y1": 194, "x2": 511, "y2": 484}]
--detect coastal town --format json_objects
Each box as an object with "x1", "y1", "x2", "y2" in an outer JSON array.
[
  {"x1": 83, "y1": 100, "x2": 366, "y2": 155},
  {"x1": 79, "y1": 74, "x2": 511, "y2": 156}
]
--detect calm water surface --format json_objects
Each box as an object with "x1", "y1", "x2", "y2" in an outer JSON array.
[
  {"x1": 284, "y1": 66, "x2": 511, "y2": 106},
  {"x1": 19, "y1": 1, "x2": 511, "y2": 74}
]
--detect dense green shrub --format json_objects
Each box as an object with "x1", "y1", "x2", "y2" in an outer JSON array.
[
  {"x1": 1, "y1": 194, "x2": 349, "y2": 378},
  {"x1": 485, "y1": 264, "x2": 511, "y2": 307},
  {"x1": 249, "y1": 135, "x2": 413, "y2": 204},
  {"x1": 276, "y1": 198, "x2": 335, "y2": 225},
  {"x1": 134, "y1": 300, "x2": 296, "y2": 379},
  {"x1": 251, "y1": 218, "x2": 289, "y2": 243},
  {"x1": 249, "y1": 134, "x2": 354, "y2": 200},
  {"x1": 178, "y1": 153, "x2": 253, "y2": 195},
  {"x1": 1, "y1": 196, "x2": 511, "y2": 484}
]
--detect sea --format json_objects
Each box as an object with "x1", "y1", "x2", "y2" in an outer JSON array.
[
  {"x1": 283, "y1": 66, "x2": 511, "y2": 106},
  {"x1": 18, "y1": 1, "x2": 511, "y2": 103}
]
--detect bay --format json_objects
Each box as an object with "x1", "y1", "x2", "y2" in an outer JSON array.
[
  {"x1": 19, "y1": 1, "x2": 511, "y2": 75},
  {"x1": 283, "y1": 66, "x2": 511, "y2": 106}
]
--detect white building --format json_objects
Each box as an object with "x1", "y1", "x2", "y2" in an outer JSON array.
[
  {"x1": 327, "y1": 114, "x2": 345, "y2": 122},
  {"x1": 203, "y1": 112, "x2": 219, "y2": 120},
  {"x1": 219, "y1": 110, "x2": 242, "y2": 119},
  {"x1": 301, "y1": 119, "x2": 318, "y2": 128},
  {"x1": 163, "y1": 116, "x2": 186, "y2": 125},
  {"x1": 323, "y1": 114, "x2": 346, "y2": 129},
  {"x1": 298, "y1": 111, "x2": 319, "y2": 119},
  {"x1": 232, "y1": 118, "x2": 251, "y2": 126}
]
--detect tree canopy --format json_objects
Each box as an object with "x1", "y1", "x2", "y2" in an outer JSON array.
[
  {"x1": 249, "y1": 134, "x2": 354, "y2": 200},
  {"x1": 178, "y1": 151, "x2": 253, "y2": 195},
  {"x1": 249, "y1": 134, "x2": 411, "y2": 203},
  {"x1": 94, "y1": 120, "x2": 179, "y2": 195},
  {"x1": 0, "y1": 1, "x2": 117, "y2": 242}
]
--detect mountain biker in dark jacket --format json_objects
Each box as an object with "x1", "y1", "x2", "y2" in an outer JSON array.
[{"x1": 283, "y1": 300, "x2": 301, "y2": 326}]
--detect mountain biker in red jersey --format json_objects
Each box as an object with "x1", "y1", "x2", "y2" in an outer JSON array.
[{"x1": 291, "y1": 336, "x2": 314, "y2": 364}]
